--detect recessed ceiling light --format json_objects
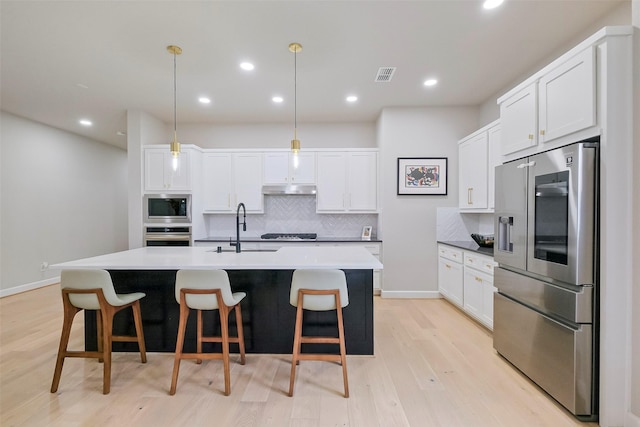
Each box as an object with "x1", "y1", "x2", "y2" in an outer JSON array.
[
  {"x1": 272, "y1": 96, "x2": 284, "y2": 103},
  {"x1": 79, "y1": 119, "x2": 92, "y2": 126},
  {"x1": 346, "y1": 95, "x2": 358, "y2": 103},
  {"x1": 423, "y1": 79, "x2": 438, "y2": 87},
  {"x1": 240, "y1": 62, "x2": 255, "y2": 71},
  {"x1": 76, "y1": 83, "x2": 89, "y2": 89},
  {"x1": 198, "y1": 97, "x2": 211, "y2": 104},
  {"x1": 483, "y1": 0, "x2": 504, "y2": 10},
  {"x1": 116, "y1": 131, "x2": 126, "y2": 136}
]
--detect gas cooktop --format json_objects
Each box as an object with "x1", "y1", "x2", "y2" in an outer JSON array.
[{"x1": 260, "y1": 233, "x2": 317, "y2": 240}]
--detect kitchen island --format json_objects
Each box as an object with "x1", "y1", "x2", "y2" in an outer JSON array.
[{"x1": 51, "y1": 246, "x2": 382, "y2": 355}]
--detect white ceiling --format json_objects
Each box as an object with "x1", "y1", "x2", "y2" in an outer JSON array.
[{"x1": 0, "y1": 0, "x2": 628, "y2": 150}]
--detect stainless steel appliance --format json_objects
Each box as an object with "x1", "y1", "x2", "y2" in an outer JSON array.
[
  {"x1": 144, "y1": 194, "x2": 191, "y2": 223},
  {"x1": 493, "y1": 140, "x2": 598, "y2": 419},
  {"x1": 144, "y1": 226, "x2": 191, "y2": 246},
  {"x1": 260, "y1": 233, "x2": 317, "y2": 240}
]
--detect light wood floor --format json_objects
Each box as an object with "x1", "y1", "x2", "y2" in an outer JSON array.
[{"x1": 0, "y1": 284, "x2": 597, "y2": 427}]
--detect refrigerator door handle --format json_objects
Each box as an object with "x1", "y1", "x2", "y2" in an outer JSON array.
[
  {"x1": 517, "y1": 161, "x2": 536, "y2": 169},
  {"x1": 498, "y1": 216, "x2": 514, "y2": 253}
]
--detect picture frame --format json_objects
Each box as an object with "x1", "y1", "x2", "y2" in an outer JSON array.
[
  {"x1": 397, "y1": 157, "x2": 448, "y2": 195},
  {"x1": 361, "y1": 226, "x2": 372, "y2": 241}
]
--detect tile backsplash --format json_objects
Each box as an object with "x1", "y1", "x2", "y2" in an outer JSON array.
[
  {"x1": 436, "y1": 207, "x2": 494, "y2": 241},
  {"x1": 205, "y1": 195, "x2": 378, "y2": 239}
]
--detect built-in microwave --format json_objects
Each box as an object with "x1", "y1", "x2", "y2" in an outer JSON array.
[{"x1": 143, "y1": 194, "x2": 191, "y2": 223}]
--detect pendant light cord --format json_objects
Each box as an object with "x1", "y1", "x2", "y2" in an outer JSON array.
[
  {"x1": 294, "y1": 48, "x2": 297, "y2": 140},
  {"x1": 173, "y1": 51, "x2": 177, "y2": 136}
]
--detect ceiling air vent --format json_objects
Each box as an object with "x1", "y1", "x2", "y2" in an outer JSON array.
[{"x1": 375, "y1": 67, "x2": 396, "y2": 82}]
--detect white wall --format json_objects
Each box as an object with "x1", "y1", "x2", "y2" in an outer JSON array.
[
  {"x1": 0, "y1": 112, "x2": 128, "y2": 295},
  {"x1": 177, "y1": 122, "x2": 376, "y2": 149},
  {"x1": 126, "y1": 110, "x2": 168, "y2": 249},
  {"x1": 630, "y1": 2, "x2": 639, "y2": 426},
  {"x1": 377, "y1": 107, "x2": 478, "y2": 298}
]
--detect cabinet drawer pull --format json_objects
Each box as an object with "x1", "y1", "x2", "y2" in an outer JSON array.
[
  {"x1": 475, "y1": 277, "x2": 482, "y2": 282},
  {"x1": 445, "y1": 264, "x2": 451, "y2": 269},
  {"x1": 467, "y1": 188, "x2": 473, "y2": 205}
]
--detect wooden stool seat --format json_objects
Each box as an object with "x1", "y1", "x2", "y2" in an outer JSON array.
[
  {"x1": 50, "y1": 269, "x2": 147, "y2": 395},
  {"x1": 170, "y1": 269, "x2": 246, "y2": 396},
  {"x1": 288, "y1": 269, "x2": 349, "y2": 398}
]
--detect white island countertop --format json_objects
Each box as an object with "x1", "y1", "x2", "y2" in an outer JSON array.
[{"x1": 50, "y1": 246, "x2": 383, "y2": 271}]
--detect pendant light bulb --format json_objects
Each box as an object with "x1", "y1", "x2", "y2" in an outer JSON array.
[
  {"x1": 167, "y1": 45, "x2": 182, "y2": 170},
  {"x1": 289, "y1": 42, "x2": 302, "y2": 165}
]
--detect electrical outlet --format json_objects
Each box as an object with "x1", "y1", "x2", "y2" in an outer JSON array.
[{"x1": 40, "y1": 261, "x2": 49, "y2": 271}]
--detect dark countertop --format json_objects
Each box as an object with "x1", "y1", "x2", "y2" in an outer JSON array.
[
  {"x1": 195, "y1": 236, "x2": 382, "y2": 243},
  {"x1": 438, "y1": 240, "x2": 494, "y2": 257}
]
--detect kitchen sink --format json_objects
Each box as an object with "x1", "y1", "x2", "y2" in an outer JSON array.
[{"x1": 207, "y1": 249, "x2": 277, "y2": 253}]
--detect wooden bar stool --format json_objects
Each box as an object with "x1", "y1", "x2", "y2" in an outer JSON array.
[
  {"x1": 50, "y1": 269, "x2": 147, "y2": 395},
  {"x1": 170, "y1": 269, "x2": 246, "y2": 396},
  {"x1": 288, "y1": 269, "x2": 349, "y2": 398}
]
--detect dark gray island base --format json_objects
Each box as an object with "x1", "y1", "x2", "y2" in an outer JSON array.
[{"x1": 86, "y1": 269, "x2": 374, "y2": 355}]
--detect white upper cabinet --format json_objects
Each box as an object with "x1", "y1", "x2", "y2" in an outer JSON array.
[
  {"x1": 202, "y1": 152, "x2": 263, "y2": 213},
  {"x1": 458, "y1": 120, "x2": 499, "y2": 212},
  {"x1": 500, "y1": 84, "x2": 537, "y2": 155},
  {"x1": 316, "y1": 151, "x2": 378, "y2": 213},
  {"x1": 499, "y1": 45, "x2": 597, "y2": 158},
  {"x1": 263, "y1": 151, "x2": 315, "y2": 185},
  {"x1": 347, "y1": 152, "x2": 378, "y2": 211},
  {"x1": 202, "y1": 153, "x2": 233, "y2": 212},
  {"x1": 144, "y1": 148, "x2": 191, "y2": 192},
  {"x1": 538, "y1": 47, "x2": 596, "y2": 143},
  {"x1": 458, "y1": 132, "x2": 488, "y2": 210}
]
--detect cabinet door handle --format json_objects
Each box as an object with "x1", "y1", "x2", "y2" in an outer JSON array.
[
  {"x1": 467, "y1": 188, "x2": 473, "y2": 205},
  {"x1": 528, "y1": 134, "x2": 534, "y2": 140},
  {"x1": 445, "y1": 264, "x2": 451, "y2": 269},
  {"x1": 228, "y1": 194, "x2": 231, "y2": 208},
  {"x1": 540, "y1": 129, "x2": 546, "y2": 136},
  {"x1": 475, "y1": 277, "x2": 483, "y2": 282}
]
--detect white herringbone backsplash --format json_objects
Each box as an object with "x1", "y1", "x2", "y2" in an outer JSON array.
[{"x1": 205, "y1": 196, "x2": 378, "y2": 239}]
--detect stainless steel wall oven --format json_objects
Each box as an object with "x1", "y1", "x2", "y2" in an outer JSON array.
[
  {"x1": 144, "y1": 226, "x2": 191, "y2": 247},
  {"x1": 493, "y1": 139, "x2": 598, "y2": 420}
]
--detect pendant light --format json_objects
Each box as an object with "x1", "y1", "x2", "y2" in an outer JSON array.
[
  {"x1": 289, "y1": 42, "x2": 302, "y2": 168},
  {"x1": 167, "y1": 45, "x2": 182, "y2": 171}
]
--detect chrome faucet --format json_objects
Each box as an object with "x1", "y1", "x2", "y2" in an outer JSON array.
[{"x1": 230, "y1": 202, "x2": 246, "y2": 253}]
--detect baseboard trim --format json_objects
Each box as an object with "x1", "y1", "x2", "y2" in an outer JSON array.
[
  {"x1": 380, "y1": 290, "x2": 442, "y2": 299},
  {"x1": 0, "y1": 277, "x2": 59, "y2": 298}
]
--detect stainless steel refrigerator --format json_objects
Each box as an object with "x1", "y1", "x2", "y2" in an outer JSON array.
[{"x1": 493, "y1": 140, "x2": 598, "y2": 419}]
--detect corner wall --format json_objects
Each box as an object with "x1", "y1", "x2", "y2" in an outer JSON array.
[
  {"x1": 629, "y1": 3, "x2": 639, "y2": 426},
  {"x1": 377, "y1": 107, "x2": 478, "y2": 298},
  {"x1": 0, "y1": 112, "x2": 128, "y2": 296}
]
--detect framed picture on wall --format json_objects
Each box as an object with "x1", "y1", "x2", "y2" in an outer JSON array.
[{"x1": 397, "y1": 157, "x2": 448, "y2": 195}]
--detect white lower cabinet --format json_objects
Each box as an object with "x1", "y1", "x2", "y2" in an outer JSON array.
[
  {"x1": 437, "y1": 245, "x2": 464, "y2": 307},
  {"x1": 438, "y1": 244, "x2": 496, "y2": 330}
]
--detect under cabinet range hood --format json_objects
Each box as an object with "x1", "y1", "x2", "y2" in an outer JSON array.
[{"x1": 261, "y1": 184, "x2": 317, "y2": 195}]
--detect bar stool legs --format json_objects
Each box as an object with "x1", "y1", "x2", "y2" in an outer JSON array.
[
  {"x1": 51, "y1": 284, "x2": 147, "y2": 395},
  {"x1": 170, "y1": 287, "x2": 246, "y2": 396},
  {"x1": 288, "y1": 287, "x2": 349, "y2": 398}
]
